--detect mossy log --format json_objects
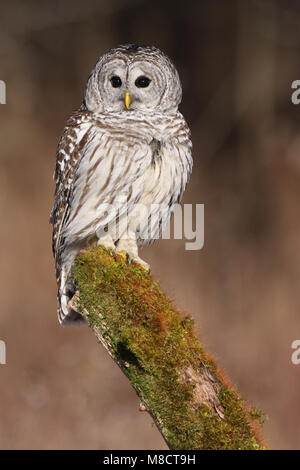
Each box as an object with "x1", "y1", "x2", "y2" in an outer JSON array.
[{"x1": 72, "y1": 246, "x2": 264, "y2": 450}]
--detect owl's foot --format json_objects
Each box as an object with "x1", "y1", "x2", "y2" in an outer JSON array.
[
  {"x1": 116, "y1": 249, "x2": 150, "y2": 273},
  {"x1": 116, "y1": 233, "x2": 150, "y2": 273},
  {"x1": 97, "y1": 234, "x2": 117, "y2": 258},
  {"x1": 97, "y1": 234, "x2": 116, "y2": 250}
]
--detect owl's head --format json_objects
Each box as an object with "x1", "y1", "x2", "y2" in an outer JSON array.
[{"x1": 84, "y1": 44, "x2": 182, "y2": 114}]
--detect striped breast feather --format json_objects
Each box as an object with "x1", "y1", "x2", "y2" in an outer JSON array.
[{"x1": 59, "y1": 116, "x2": 154, "y2": 244}]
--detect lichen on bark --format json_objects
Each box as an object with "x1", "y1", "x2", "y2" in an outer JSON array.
[{"x1": 72, "y1": 246, "x2": 265, "y2": 450}]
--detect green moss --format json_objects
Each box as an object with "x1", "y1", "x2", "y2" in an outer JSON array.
[{"x1": 73, "y1": 246, "x2": 265, "y2": 450}]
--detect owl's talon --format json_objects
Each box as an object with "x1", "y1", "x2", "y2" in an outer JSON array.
[
  {"x1": 109, "y1": 249, "x2": 117, "y2": 261},
  {"x1": 115, "y1": 249, "x2": 150, "y2": 273}
]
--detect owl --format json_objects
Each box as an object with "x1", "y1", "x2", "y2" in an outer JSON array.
[{"x1": 50, "y1": 44, "x2": 193, "y2": 325}]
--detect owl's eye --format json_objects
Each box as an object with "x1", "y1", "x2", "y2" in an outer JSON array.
[
  {"x1": 135, "y1": 76, "x2": 151, "y2": 88},
  {"x1": 110, "y1": 76, "x2": 122, "y2": 88}
]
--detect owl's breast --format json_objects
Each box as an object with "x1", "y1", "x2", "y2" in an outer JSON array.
[{"x1": 128, "y1": 137, "x2": 192, "y2": 243}]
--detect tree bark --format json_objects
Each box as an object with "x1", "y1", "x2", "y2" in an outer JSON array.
[{"x1": 71, "y1": 246, "x2": 264, "y2": 450}]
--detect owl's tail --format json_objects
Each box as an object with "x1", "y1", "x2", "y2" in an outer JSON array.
[
  {"x1": 57, "y1": 291, "x2": 87, "y2": 326},
  {"x1": 56, "y1": 260, "x2": 87, "y2": 326}
]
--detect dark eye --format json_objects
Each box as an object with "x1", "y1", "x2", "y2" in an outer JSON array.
[
  {"x1": 110, "y1": 76, "x2": 122, "y2": 88},
  {"x1": 135, "y1": 76, "x2": 151, "y2": 88}
]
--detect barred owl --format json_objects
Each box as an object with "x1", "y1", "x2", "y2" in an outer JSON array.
[{"x1": 50, "y1": 44, "x2": 193, "y2": 325}]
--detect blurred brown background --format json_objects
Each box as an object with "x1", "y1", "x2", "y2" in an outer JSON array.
[{"x1": 0, "y1": 0, "x2": 299, "y2": 449}]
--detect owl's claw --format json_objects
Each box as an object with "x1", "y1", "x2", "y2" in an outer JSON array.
[
  {"x1": 96, "y1": 234, "x2": 119, "y2": 261},
  {"x1": 116, "y1": 250, "x2": 150, "y2": 273},
  {"x1": 106, "y1": 248, "x2": 117, "y2": 260},
  {"x1": 115, "y1": 233, "x2": 150, "y2": 273}
]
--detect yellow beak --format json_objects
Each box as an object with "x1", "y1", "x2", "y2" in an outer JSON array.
[{"x1": 125, "y1": 90, "x2": 131, "y2": 109}]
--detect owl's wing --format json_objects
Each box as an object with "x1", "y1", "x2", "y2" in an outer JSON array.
[
  {"x1": 50, "y1": 111, "x2": 90, "y2": 257},
  {"x1": 51, "y1": 110, "x2": 153, "y2": 258}
]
